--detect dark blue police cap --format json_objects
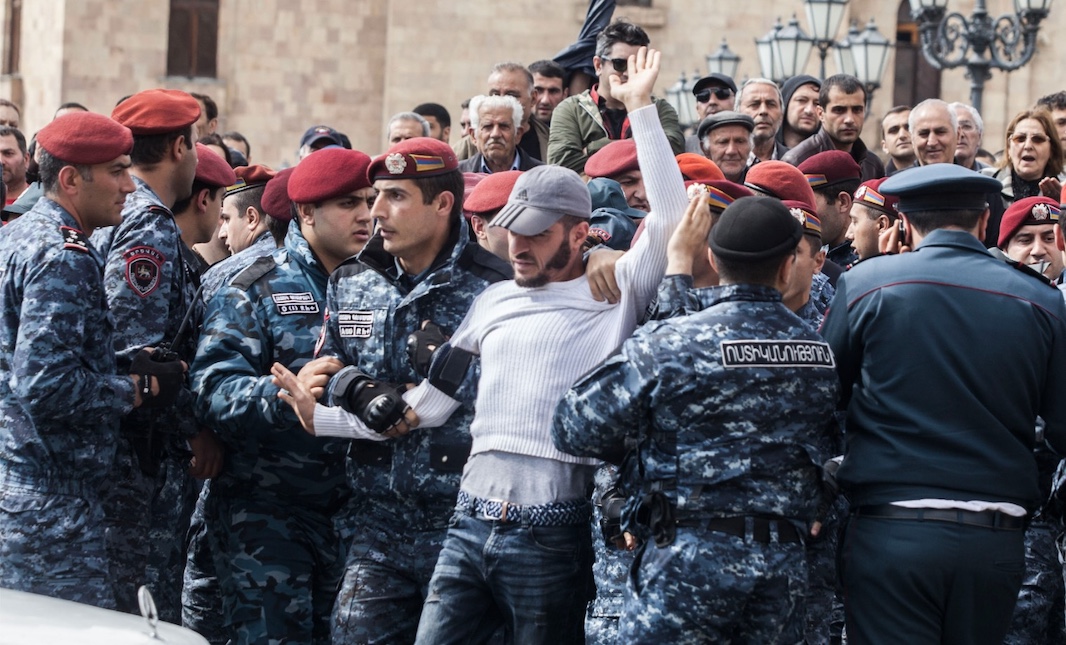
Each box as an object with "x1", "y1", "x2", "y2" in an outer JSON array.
[{"x1": 879, "y1": 164, "x2": 1001, "y2": 213}]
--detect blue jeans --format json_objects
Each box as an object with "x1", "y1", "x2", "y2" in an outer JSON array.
[{"x1": 415, "y1": 511, "x2": 593, "y2": 644}]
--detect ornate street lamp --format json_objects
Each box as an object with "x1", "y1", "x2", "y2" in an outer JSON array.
[
  {"x1": 849, "y1": 18, "x2": 892, "y2": 109},
  {"x1": 756, "y1": 18, "x2": 785, "y2": 81},
  {"x1": 834, "y1": 21, "x2": 860, "y2": 77},
  {"x1": 706, "y1": 39, "x2": 742, "y2": 79},
  {"x1": 805, "y1": 0, "x2": 849, "y2": 79},
  {"x1": 773, "y1": 15, "x2": 815, "y2": 81},
  {"x1": 665, "y1": 72, "x2": 698, "y2": 131},
  {"x1": 909, "y1": 0, "x2": 1053, "y2": 113}
]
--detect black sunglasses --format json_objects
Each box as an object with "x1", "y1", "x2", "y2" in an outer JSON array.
[
  {"x1": 604, "y1": 57, "x2": 630, "y2": 74},
  {"x1": 695, "y1": 87, "x2": 734, "y2": 103}
]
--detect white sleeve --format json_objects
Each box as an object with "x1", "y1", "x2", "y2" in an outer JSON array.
[
  {"x1": 403, "y1": 380, "x2": 462, "y2": 429},
  {"x1": 614, "y1": 103, "x2": 689, "y2": 315},
  {"x1": 312, "y1": 404, "x2": 389, "y2": 441}
]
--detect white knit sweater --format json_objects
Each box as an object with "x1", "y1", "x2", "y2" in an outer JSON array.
[{"x1": 406, "y1": 104, "x2": 688, "y2": 464}]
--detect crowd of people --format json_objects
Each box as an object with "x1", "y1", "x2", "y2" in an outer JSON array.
[{"x1": 2, "y1": 12, "x2": 1066, "y2": 645}]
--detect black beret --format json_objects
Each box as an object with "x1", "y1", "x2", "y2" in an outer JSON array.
[
  {"x1": 697, "y1": 111, "x2": 755, "y2": 141},
  {"x1": 710, "y1": 195, "x2": 803, "y2": 262}
]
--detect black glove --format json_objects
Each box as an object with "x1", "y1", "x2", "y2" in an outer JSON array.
[
  {"x1": 331, "y1": 368, "x2": 411, "y2": 434},
  {"x1": 130, "y1": 348, "x2": 185, "y2": 408},
  {"x1": 407, "y1": 322, "x2": 448, "y2": 379}
]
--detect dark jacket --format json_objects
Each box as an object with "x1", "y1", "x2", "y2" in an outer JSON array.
[
  {"x1": 456, "y1": 149, "x2": 543, "y2": 173},
  {"x1": 782, "y1": 128, "x2": 885, "y2": 182}
]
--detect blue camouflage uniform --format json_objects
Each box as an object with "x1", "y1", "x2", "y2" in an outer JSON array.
[
  {"x1": 319, "y1": 219, "x2": 511, "y2": 644},
  {"x1": 191, "y1": 221, "x2": 347, "y2": 644},
  {"x1": 90, "y1": 176, "x2": 202, "y2": 620},
  {"x1": 199, "y1": 230, "x2": 276, "y2": 304},
  {"x1": 554, "y1": 283, "x2": 841, "y2": 644},
  {"x1": 183, "y1": 228, "x2": 276, "y2": 643},
  {"x1": 650, "y1": 271, "x2": 834, "y2": 330},
  {"x1": 0, "y1": 197, "x2": 136, "y2": 608},
  {"x1": 585, "y1": 464, "x2": 634, "y2": 645}
]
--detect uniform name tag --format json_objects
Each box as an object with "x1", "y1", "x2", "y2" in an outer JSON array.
[
  {"x1": 720, "y1": 340, "x2": 835, "y2": 368},
  {"x1": 338, "y1": 310, "x2": 374, "y2": 338},
  {"x1": 271, "y1": 292, "x2": 319, "y2": 315}
]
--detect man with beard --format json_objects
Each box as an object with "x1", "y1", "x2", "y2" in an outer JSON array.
[{"x1": 777, "y1": 75, "x2": 821, "y2": 150}]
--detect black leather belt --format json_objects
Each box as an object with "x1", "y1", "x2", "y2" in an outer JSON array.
[
  {"x1": 854, "y1": 504, "x2": 1025, "y2": 530},
  {"x1": 676, "y1": 516, "x2": 803, "y2": 544}
]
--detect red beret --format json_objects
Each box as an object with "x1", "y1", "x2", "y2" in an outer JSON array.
[
  {"x1": 798, "y1": 150, "x2": 861, "y2": 189},
  {"x1": 675, "y1": 153, "x2": 724, "y2": 183},
  {"x1": 853, "y1": 177, "x2": 899, "y2": 218},
  {"x1": 261, "y1": 167, "x2": 296, "y2": 222},
  {"x1": 37, "y1": 112, "x2": 133, "y2": 165},
  {"x1": 289, "y1": 147, "x2": 373, "y2": 204},
  {"x1": 687, "y1": 179, "x2": 755, "y2": 213},
  {"x1": 462, "y1": 172, "x2": 488, "y2": 212},
  {"x1": 111, "y1": 89, "x2": 201, "y2": 135},
  {"x1": 745, "y1": 161, "x2": 817, "y2": 207},
  {"x1": 998, "y1": 196, "x2": 1061, "y2": 248},
  {"x1": 465, "y1": 170, "x2": 523, "y2": 217},
  {"x1": 193, "y1": 143, "x2": 237, "y2": 188},
  {"x1": 227, "y1": 164, "x2": 276, "y2": 196},
  {"x1": 368, "y1": 137, "x2": 458, "y2": 181},
  {"x1": 584, "y1": 139, "x2": 638, "y2": 179},
  {"x1": 1060, "y1": 183, "x2": 1065, "y2": 208},
  {"x1": 782, "y1": 199, "x2": 822, "y2": 238}
]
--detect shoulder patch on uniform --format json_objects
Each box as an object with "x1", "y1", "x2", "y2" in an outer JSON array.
[
  {"x1": 272, "y1": 291, "x2": 319, "y2": 315},
  {"x1": 338, "y1": 310, "x2": 374, "y2": 339},
  {"x1": 60, "y1": 226, "x2": 89, "y2": 253},
  {"x1": 720, "y1": 339, "x2": 835, "y2": 369},
  {"x1": 230, "y1": 255, "x2": 277, "y2": 291},
  {"x1": 123, "y1": 245, "x2": 165, "y2": 297}
]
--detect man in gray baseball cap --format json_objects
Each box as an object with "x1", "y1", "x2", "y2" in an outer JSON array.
[{"x1": 491, "y1": 164, "x2": 592, "y2": 285}]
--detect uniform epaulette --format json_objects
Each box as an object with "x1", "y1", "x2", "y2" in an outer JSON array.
[
  {"x1": 457, "y1": 243, "x2": 513, "y2": 283},
  {"x1": 1007, "y1": 258, "x2": 1057, "y2": 288},
  {"x1": 60, "y1": 226, "x2": 89, "y2": 253},
  {"x1": 230, "y1": 255, "x2": 277, "y2": 291}
]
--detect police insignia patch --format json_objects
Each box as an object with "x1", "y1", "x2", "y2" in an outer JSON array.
[
  {"x1": 789, "y1": 208, "x2": 805, "y2": 224},
  {"x1": 385, "y1": 153, "x2": 407, "y2": 175},
  {"x1": 338, "y1": 310, "x2": 374, "y2": 338},
  {"x1": 1032, "y1": 203, "x2": 1051, "y2": 220},
  {"x1": 60, "y1": 226, "x2": 89, "y2": 253},
  {"x1": 123, "y1": 245, "x2": 165, "y2": 297}
]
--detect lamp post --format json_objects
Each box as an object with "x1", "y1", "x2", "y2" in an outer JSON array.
[
  {"x1": 849, "y1": 18, "x2": 892, "y2": 110},
  {"x1": 910, "y1": 0, "x2": 1053, "y2": 114},
  {"x1": 806, "y1": 0, "x2": 849, "y2": 79},
  {"x1": 706, "y1": 39, "x2": 742, "y2": 79},
  {"x1": 773, "y1": 14, "x2": 815, "y2": 81},
  {"x1": 834, "y1": 21, "x2": 860, "y2": 78},
  {"x1": 756, "y1": 18, "x2": 785, "y2": 81}
]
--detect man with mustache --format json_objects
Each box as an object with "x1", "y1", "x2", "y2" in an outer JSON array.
[
  {"x1": 782, "y1": 74, "x2": 884, "y2": 182},
  {"x1": 457, "y1": 94, "x2": 542, "y2": 174}
]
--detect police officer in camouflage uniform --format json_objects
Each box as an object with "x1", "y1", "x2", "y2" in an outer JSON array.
[
  {"x1": 274, "y1": 136, "x2": 511, "y2": 643},
  {"x1": 91, "y1": 89, "x2": 224, "y2": 620},
  {"x1": 554, "y1": 195, "x2": 841, "y2": 643},
  {"x1": 0, "y1": 112, "x2": 185, "y2": 608},
  {"x1": 199, "y1": 164, "x2": 283, "y2": 304},
  {"x1": 182, "y1": 165, "x2": 293, "y2": 645},
  {"x1": 191, "y1": 147, "x2": 375, "y2": 644}
]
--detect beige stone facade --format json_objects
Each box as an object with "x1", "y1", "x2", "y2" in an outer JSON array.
[{"x1": 1, "y1": 0, "x2": 1062, "y2": 168}]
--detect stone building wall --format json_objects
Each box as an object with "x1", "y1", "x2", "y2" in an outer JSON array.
[{"x1": 1, "y1": 0, "x2": 1062, "y2": 167}]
